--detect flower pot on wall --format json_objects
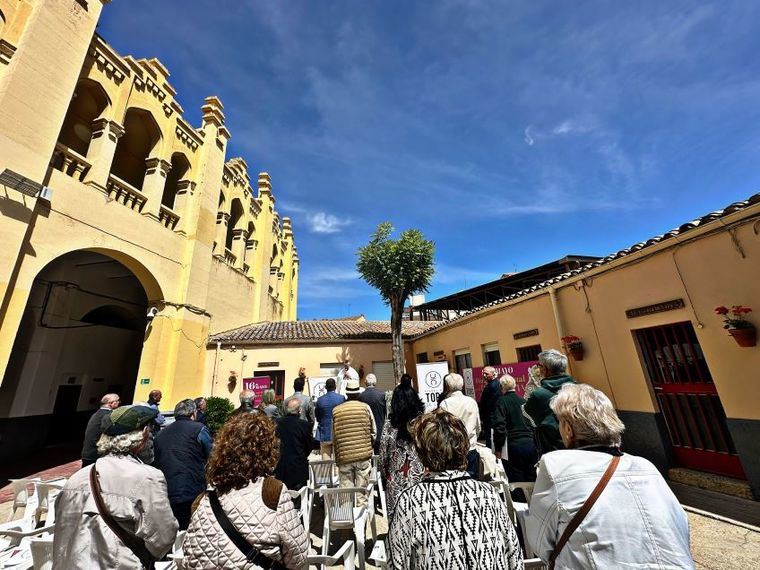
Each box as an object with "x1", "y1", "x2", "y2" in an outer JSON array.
[
  {"x1": 569, "y1": 347, "x2": 584, "y2": 361},
  {"x1": 728, "y1": 327, "x2": 756, "y2": 348}
]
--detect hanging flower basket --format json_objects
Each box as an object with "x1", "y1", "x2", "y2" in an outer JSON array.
[
  {"x1": 715, "y1": 305, "x2": 756, "y2": 348},
  {"x1": 561, "y1": 335, "x2": 584, "y2": 361},
  {"x1": 728, "y1": 327, "x2": 757, "y2": 348}
]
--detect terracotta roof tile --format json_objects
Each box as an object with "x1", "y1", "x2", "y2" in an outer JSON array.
[{"x1": 210, "y1": 319, "x2": 442, "y2": 344}]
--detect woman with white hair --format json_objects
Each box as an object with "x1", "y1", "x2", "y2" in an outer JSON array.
[{"x1": 525, "y1": 383, "x2": 694, "y2": 569}]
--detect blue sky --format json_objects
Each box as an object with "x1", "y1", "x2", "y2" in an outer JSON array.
[{"x1": 99, "y1": 1, "x2": 760, "y2": 320}]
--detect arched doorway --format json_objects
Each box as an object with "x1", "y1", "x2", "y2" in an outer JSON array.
[{"x1": 0, "y1": 250, "x2": 154, "y2": 460}]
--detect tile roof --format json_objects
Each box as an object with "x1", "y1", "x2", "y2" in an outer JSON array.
[
  {"x1": 412, "y1": 191, "x2": 760, "y2": 338},
  {"x1": 210, "y1": 319, "x2": 443, "y2": 344}
]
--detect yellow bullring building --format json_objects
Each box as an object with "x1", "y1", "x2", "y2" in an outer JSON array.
[{"x1": 0, "y1": 0, "x2": 298, "y2": 459}]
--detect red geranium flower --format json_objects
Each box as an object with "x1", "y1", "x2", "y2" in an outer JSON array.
[{"x1": 714, "y1": 306, "x2": 729, "y2": 315}]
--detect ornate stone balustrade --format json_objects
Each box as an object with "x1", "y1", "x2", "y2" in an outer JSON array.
[
  {"x1": 158, "y1": 205, "x2": 180, "y2": 230},
  {"x1": 224, "y1": 248, "x2": 237, "y2": 266},
  {"x1": 106, "y1": 174, "x2": 147, "y2": 212},
  {"x1": 51, "y1": 143, "x2": 92, "y2": 181}
]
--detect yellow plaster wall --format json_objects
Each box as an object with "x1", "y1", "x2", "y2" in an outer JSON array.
[
  {"x1": 204, "y1": 342, "x2": 399, "y2": 404},
  {"x1": 410, "y1": 209, "x2": 760, "y2": 421},
  {"x1": 0, "y1": 6, "x2": 299, "y2": 421}
]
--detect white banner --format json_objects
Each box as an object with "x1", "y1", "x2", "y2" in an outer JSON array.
[
  {"x1": 308, "y1": 376, "x2": 346, "y2": 402},
  {"x1": 462, "y1": 368, "x2": 475, "y2": 399},
  {"x1": 416, "y1": 362, "x2": 449, "y2": 412}
]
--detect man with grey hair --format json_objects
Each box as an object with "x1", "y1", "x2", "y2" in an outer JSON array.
[
  {"x1": 81, "y1": 393, "x2": 120, "y2": 467},
  {"x1": 233, "y1": 388, "x2": 256, "y2": 415},
  {"x1": 440, "y1": 373, "x2": 481, "y2": 479},
  {"x1": 285, "y1": 368, "x2": 315, "y2": 427},
  {"x1": 523, "y1": 348, "x2": 577, "y2": 455},
  {"x1": 358, "y1": 373, "x2": 386, "y2": 452},
  {"x1": 275, "y1": 398, "x2": 313, "y2": 490},
  {"x1": 154, "y1": 398, "x2": 213, "y2": 529},
  {"x1": 54, "y1": 405, "x2": 177, "y2": 568}
]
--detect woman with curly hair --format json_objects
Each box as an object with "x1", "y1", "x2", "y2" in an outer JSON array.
[
  {"x1": 183, "y1": 413, "x2": 308, "y2": 569},
  {"x1": 379, "y1": 375, "x2": 425, "y2": 521}
]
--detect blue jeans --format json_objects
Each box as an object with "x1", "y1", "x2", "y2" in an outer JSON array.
[{"x1": 502, "y1": 440, "x2": 538, "y2": 483}]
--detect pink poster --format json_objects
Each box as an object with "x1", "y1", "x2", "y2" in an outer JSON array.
[
  {"x1": 469, "y1": 361, "x2": 537, "y2": 401},
  {"x1": 242, "y1": 376, "x2": 271, "y2": 407}
]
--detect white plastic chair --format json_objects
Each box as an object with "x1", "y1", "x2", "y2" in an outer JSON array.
[
  {"x1": 4, "y1": 478, "x2": 41, "y2": 523},
  {"x1": 369, "y1": 539, "x2": 389, "y2": 570},
  {"x1": 33, "y1": 480, "x2": 66, "y2": 528},
  {"x1": 320, "y1": 485, "x2": 376, "y2": 570},
  {"x1": 370, "y1": 455, "x2": 387, "y2": 518},
  {"x1": 287, "y1": 486, "x2": 310, "y2": 533},
  {"x1": 29, "y1": 536, "x2": 54, "y2": 570},
  {"x1": 307, "y1": 540, "x2": 355, "y2": 570},
  {"x1": 308, "y1": 459, "x2": 338, "y2": 490}
]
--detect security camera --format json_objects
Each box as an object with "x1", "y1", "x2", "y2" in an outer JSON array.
[{"x1": 146, "y1": 307, "x2": 159, "y2": 321}]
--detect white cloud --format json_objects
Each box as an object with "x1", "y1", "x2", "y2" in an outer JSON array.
[{"x1": 308, "y1": 212, "x2": 353, "y2": 234}]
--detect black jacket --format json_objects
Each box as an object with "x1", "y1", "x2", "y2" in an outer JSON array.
[
  {"x1": 358, "y1": 387, "x2": 386, "y2": 446},
  {"x1": 154, "y1": 416, "x2": 211, "y2": 503},
  {"x1": 523, "y1": 374, "x2": 577, "y2": 454},
  {"x1": 275, "y1": 414, "x2": 313, "y2": 491},
  {"x1": 479, "y1": 378, "x2": 501, "y2": 426},
  {"x1": 81, "y1": 408, "x2": 111, "y2": 463},
  {"x1": 492, "y1": 391, "x2": 534, "y2": 451}
]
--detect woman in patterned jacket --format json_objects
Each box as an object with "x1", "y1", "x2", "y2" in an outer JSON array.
[
  {"x1": 389, "y1": 408, "x2": 523, "y2": 570},
  {"x1": 379, "y1": 376, "x2": 425, "y2": 521}
]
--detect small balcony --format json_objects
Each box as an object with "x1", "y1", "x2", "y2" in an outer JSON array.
[
  {"x1": 158, "y1": 205, "x2": 180, "y2": 230},
  {"x1": 50, "y1": 143, "x2": 92, "y2": 182},
  {"x1": 106, "y1": 174, "x2": 147, "y2": 212},
  {"x1": 224, "y1": 248, "x2": 237, "y2": 266}
]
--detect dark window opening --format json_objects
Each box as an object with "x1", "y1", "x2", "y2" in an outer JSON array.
[{"x1": 517, "y1": 344, "x2": 542, "y2": 362}]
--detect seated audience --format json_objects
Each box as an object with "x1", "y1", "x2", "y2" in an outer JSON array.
[
  {"x1": 379, "y1": 376, "x2": 425, "y2": 521},
  {"x1": 285, "y1": 369, "x2": 315, "y2": 427},
  {"x1": 315, "y1": 378, "x2": 345, "y2": 459},
  {"x1": 275, "y1": 398, "x2": 313, "y2": 491},
  {"x1": 184, "y1": 413, "x2": 309, "y2": 569},
  {"x1": 522, "y1": 348, "x2": 576, "y2": 454},
  {"x1": 53, "y1": 405, "x2": 177, "y2": 569},
  {"x1": 525, "y1": 383, "x2": 694, "y2": 569},
  {"x1": 260, "y1": 388, "x2": 280, "y2": 418},
  {"x1": 389, "y1": 408, "x2": 522, "y2": 570},
  {"x1": 492, "y1": 374, "x2": 538, "y2": 483},
  {"x1": 81, "y1": 392, "x2": 120, "y2": 467},
  {"x1": 439, "y1": 373, "x2": 481, "y2": 479},
  {"x1": 154, "y1": 398, "x2": 213, "y2": 530},
  {"x1": 233, "y1": 389, "x2": 256, "y2": 415},
  {"x1": 194, "y1": 397, "x2": 208, "y2": 425},
  {"x1": 332, "y1": 378, "x2": 376, "y2": 507}
]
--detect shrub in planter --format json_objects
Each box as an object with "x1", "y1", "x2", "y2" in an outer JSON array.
[{"x1": 205, "y1": 396, "x2": 235, "y2": 435}]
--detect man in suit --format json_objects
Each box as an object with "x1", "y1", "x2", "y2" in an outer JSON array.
[
  {"x1": 81, "y1": 393, "x2": 120, "y2": 467},
  {"x1": 315, "y1": 378, "x2": 346, "y2": 459},
  {"x1": 275, "y1": 399, "x2": 313, "y2": 490},
  {"x1": 358, "y1": 373, "x2": 386, "y2": 453}
]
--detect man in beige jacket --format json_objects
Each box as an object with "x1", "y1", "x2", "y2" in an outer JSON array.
[
  {"x1": 332, "y1": 378, "x2": 377, "y2": 507},
  {"x1": 53, "y1": 405, "x2": 178, "y2": 569}
]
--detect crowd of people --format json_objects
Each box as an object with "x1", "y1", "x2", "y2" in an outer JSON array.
[{"x1": 50, "y1": 350, "x2": 695, "y2": 569}]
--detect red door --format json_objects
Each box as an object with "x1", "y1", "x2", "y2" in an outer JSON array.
[{"x1": 635, "y1": 322, "x2": 746, "y2": 479}]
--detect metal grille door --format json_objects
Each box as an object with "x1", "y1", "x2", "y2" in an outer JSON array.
[{"x1": 635, "y1": 322, "x2": 746, "y2": 479}]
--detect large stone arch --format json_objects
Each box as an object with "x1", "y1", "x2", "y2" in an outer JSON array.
[{"x1": 0, "y1": 248, "x2": 164, "y2": 461}]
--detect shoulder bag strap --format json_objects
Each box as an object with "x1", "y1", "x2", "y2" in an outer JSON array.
[
  {"x1": 548, "y1": 454, "x2": 621, "y2": 569},
  {"x1": 207, "y1": 490, "x2": 286, "y2": 570},
  {"x1": 89, "y1": 465, "x2": 155, "y2": 570}
]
